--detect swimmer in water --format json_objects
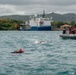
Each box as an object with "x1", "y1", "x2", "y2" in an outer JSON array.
[
  {"x1": 11, "y1": 49, "x2": 24, "y2": 53},
  {"x1": 35, "y1": 40, "x2": 46, "y2": 44}
]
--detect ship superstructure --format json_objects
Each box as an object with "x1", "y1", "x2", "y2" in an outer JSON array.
[{"x1": 20, "y1": 11, "x2": 52, "y2": 31}]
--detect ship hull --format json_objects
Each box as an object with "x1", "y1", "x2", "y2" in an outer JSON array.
[{"x1": 20, "y1": 26, "x2": 52, "y2": 31}]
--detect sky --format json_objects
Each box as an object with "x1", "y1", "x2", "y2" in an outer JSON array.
[{"x1": 0, "y1": 0, "x2": 76, "y2": 16}]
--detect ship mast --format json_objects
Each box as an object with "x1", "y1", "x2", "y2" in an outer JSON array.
[{"x1": 42, "y1": 10, "x2": 45, "y2": 18}]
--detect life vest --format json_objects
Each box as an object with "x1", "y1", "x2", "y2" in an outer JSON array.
[
  {"x1": 63, "y1": 29, "x2": 66, "y2": 34},
  {"x1": 11, "y1": 49, "x2": 24, "y2": 53}
]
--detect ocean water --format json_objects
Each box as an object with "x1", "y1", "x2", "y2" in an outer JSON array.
[{"x1": 0, "y1": 31, "x2": 76, "y2": 75}]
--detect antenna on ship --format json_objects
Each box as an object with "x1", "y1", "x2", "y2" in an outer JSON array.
[
  {"x1": 50, "y1": 17, "x2": 53, "y2": 22},
  {"x1": 34, "y1": 14, "x2": 37, "y2": 17},
  {"x1": 42, "y1": 10, "x2": 45, "y2": 18}
]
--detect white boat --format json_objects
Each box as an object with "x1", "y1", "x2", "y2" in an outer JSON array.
[
  {"x1": 60, "y1": 34, "x2": 76, "y2": 39},
  {"x1": 19, "y1": 10, "x2": 53, "y2": 31}
]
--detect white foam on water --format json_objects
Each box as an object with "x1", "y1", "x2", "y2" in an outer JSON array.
[{"x1": 34, "y1": 40, "x2": 46, "y2": 44}]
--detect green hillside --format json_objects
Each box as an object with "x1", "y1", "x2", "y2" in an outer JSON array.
[{"x1": 0, "y1": 12, "x2": 76, "y2": 22}]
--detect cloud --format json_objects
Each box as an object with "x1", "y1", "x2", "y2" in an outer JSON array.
[
  {"x1": 0, "y1": 5, "x2": 25, "y2": 15},
  {"x1": 0, "y1": 0, "x2": 76, "y2": 15},
  {"x1": 0, "y1": 0, "x2": 76, "y2": 6}
]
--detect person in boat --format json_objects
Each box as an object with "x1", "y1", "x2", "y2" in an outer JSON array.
[
  {"x1": 63, "y1": 27, "x2": 66, "y2": 34},
  {"x1": 69, "y1": 27, "x2": 76, "y2": 34},
  {"x1": 11, "y1": 49, "x2": 24, "y2": 53},
  {"x1": 66, "y1": 27, "x2": 71, "y2": 34},
  {"x1": 69, "y1": 27, "x2": 73, "y2": 34}
]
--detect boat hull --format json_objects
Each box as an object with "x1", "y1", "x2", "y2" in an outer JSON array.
[
  {"x1": 60, "y1": 34, "x2": 76, "y2": 39},
  {"x1": 20, "y1": 26, "x2": 52, "y2": 31}
]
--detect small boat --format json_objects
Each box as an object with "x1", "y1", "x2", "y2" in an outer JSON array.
[
  {"x1": 60, "y1": 26, "x2": 76, "y2": 39},
  {"x1": 60, "y1": 34, "x2": 76, "y2": 39}
]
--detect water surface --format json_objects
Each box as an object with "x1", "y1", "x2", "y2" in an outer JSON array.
[{"x1": 0, "y1": 31, "x2": 76, "y2": 75}]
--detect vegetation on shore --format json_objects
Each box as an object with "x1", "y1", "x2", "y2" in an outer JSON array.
[
  {"x1": 0, "y1": 18, "x2": 76, "y2": 30},
  {"x1": 51, "y1": 21, "x2": 76, "y2": 30},
  {"x1": 0, "y1": 18, "x2": 23, "y2": 30}
]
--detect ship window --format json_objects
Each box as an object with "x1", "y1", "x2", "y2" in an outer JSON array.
[{"x1": 44, "y1": 18, "x2": 50, "y2": 21}]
